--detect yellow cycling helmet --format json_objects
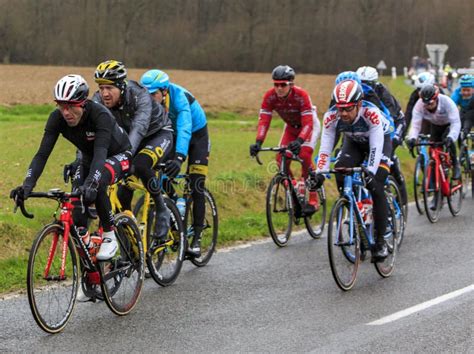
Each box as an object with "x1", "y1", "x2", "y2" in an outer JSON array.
[{"x1": 94, "y1": 60, "x2": 127, "y2": 85}]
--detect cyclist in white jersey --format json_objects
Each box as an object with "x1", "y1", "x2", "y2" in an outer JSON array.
[
  {"x1": 406, "y1": 84, "x2": 461, "y2": 180},
  {"x1": 313, "y1": 79, "x2": 392, "y2": 262}
]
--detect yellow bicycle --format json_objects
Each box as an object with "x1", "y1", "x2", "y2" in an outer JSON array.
[{"x1": 108, "y1": 176, "x2": 185, "y2": 286}]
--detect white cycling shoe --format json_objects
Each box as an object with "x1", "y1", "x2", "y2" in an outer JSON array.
[{"x1": 96, "y1": 231, "x2": 118, "y2": 261}]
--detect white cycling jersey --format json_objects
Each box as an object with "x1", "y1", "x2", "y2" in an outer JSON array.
[
  {"x1": 316, "y1": 101, "x2": 391, "y2": 174},
  {"x1": 408, "y1": 94, "x2": 461, "y2": 141}
]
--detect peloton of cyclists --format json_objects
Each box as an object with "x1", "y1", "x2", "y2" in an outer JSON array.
[
  {"x1": 313, "y1": 79, "x2": 392, "y2": 262},
  {"x1": 140, "y1": 69, "x2": 210, "y2": 258},
  {"x1": 93, "y1": 60, "x2": 174, "y2": 245},
  {"x1": 249, "y1": 65, "x2": 321, "y2": 214}
]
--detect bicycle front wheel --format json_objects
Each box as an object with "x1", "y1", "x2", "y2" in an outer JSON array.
[
  {"x1": 327, "y1": 198, "x2": 360, "y2": 291},
  {"x1": 413, "y1": 155, "x2": 425, "y2": 215},
  {"x1": 423, "y1": 159, "x2": 442, "y2": 223},
  {"x1": 100, "y1": 212, "x2": 144, "y2": 316},
  {"x1": 375, "y1": 192, "x2": 398, "y2": 278},
  {"x1": 447, "y1": 173, "x2": 463, "y2": 217},
  {"x1": 304, "y1": 186, "x2": 327, "y2": 239},
  {"x1": 27, "y1": 223, "x2": 78, "y2": 334},
  {"x1": 385, "y1": 176, "x2": 405, "y2": 248},
  {"x1": 266, "y1": 175, "x2": 293, "y2": 247},
  {"x1": 146, "y1": 198, "x2": 185, "y2": 285}
]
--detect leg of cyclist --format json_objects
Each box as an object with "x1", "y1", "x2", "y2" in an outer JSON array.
[
  {"x1": 438, "y1": 124, "x2": 461, "y2": 180},
  {"x1": 187, "y1": 126, "x2": 210, "y2": 258},
  {"x1": 390, "y1": 151, "x2": 408, "y2": 206},
  {"x1": 128, "y1": 131, "x2": 174, "y2": 242},
  {"x1": 301, "y1": 107, "x2": 321, "y2": 213}
]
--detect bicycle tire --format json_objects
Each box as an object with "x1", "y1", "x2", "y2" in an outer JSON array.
[
  {"x1": 375, "y1": 191, "x2": 398, "y2": 278},
  {"x1": 386, "y1": 176, "x2": 405, "y2": 248},
  {"x1": 143, "y1": 197, "x2": 185, "y2": 285},
  {"x1": 266, "y1": 175, "x2": 293, "y2": 247},
  {"x1": 413, "y1": 155, "x2": 425, "y2": 215},
  {"x1": 423, "y1": 159, "x2": 442, "y2": 223},
  {"x1": 100, "y1": 212, "x2": 144, "y2": 316},
  {"x1": 460, "y1": 144, "x2": 470, "y2": 199},
  {"x1": 27, "y1": 223, "x2": 78, "y2": 334},
  {"x1": 327, "y1": 198, "x2": 360, "y2": 291},
  {"x1": 304, "y1": 186, "x2": 327, "y2": 239},
  {"x1": 447, "y1": 172, "x2": 463, "y2": 217},
  {"x1": 186, "y1": 188, "x2": 218, "y2": 267},
  {"x1": 472, "y1": 170, "x2": 474, "y2": 199}
]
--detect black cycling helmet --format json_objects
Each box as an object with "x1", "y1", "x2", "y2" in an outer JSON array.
[
  {"x1": 419, "y1": 84, "x2": 439, "y2": 104},
  {"x1": 272, "y1": 65, "x2": 295, "y2": 82}
]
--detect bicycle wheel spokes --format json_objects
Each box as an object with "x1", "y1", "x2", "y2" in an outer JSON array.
[
  {"x1": 100, "y1": 213, "x2": 144, "y2": 316},
  {"x1": 147, "y1": 198, "x2": 185, "y2": 284},
  {"x1": 304, "y1": 187, "x2": 327, "y2": 239},
  {"x1": 27, "y1": 224, "x2": 78, "y2": 333},
  {"x1": 423, "y1": 160, "x2": 442, "y2": 223},
  {"x1": 460, "y1": 146, "x2": 470, "y2": 199},
  {"x1": 327, "y1": 198, "x2": 359, "y2": 291},
  {"x1": 375, "y1": 193, "x2": 398, "y2": 278},
  {"x1": 413, "y1": 155, "x2": 425, "y2": 215},
  {"x1": 266, "y1": 176, "x2": 293, "y2": 247},
  {"x1": 189, "y1": 189, "x2": 218, "y2": 267}
]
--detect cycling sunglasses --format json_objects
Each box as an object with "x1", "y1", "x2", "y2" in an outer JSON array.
[
  {"x1": 336, "y1": 105, "x2": 357, "y2": 113},
  {"x1": 274, "y1": 82, "x2": 291, "y2": 88}
]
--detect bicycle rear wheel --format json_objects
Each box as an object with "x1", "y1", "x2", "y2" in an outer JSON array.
[
  {"x1": 100, "y1": 212, "x2": 144, "y2": 316},
  {"x1": 266, "y1": 175, "x2": 293, "y2": 247},
  {"x1": 413, "y1": 155, "x2": 425, "y2": 215},
  {"x1": 27, "y1": 223, "x2": 78, "y2": 334},
  {"x1": 375, "y1": 192, "x2": 398, "y2": 278},
  {"x1": 145, "y1": 198, "x2": 185, "y2": 285},
  {"x1": 327, "y1": 198, "x2": 360, "y2": 291},
  {"x1": 186, "y1": 188, "x2": 218, "y2": 267},
  {"x1": 385, "y1": 176, "x2": 405, "y2": 248},
  {"x1": 304, "y1": 186, "x2": 326, "y2": 239},
  {"x1": 423, "y1": 160, "x2": 442, "y2": 223}
]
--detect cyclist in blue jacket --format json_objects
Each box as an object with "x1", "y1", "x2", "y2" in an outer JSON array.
[{"x1": 140, "y1": 69, "x2": 210, "y2": 258}]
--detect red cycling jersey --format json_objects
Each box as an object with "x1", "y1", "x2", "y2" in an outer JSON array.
[{"x1": 256, "y1": 85, "x2": 314, "y2": 142}]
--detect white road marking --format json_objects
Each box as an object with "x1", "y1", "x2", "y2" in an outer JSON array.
[{"x1": 367, "y1": 284, "x2": 474, "y2": 325}]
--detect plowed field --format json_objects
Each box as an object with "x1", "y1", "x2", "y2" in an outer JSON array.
[{"x1": 0, "y1": 64, "x2": 335, "y2": 115}]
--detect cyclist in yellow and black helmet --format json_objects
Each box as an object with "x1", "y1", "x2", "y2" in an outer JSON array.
[{"x1": 92, "y1": 60, "x2": 175, "y2": 245}]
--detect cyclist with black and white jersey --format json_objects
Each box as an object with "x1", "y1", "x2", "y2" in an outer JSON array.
[
  {"x1": 313, "y1": 79, "x2": 392, "y2": 262},
  {"x1": 92, "y1": 60, "x2": 174, "y2": 244},
  {"x1": 406, "y1": 84, "x2": 461, "y2": 181},
  {"x1": 10, "y1": 75, "x2": 133, "y2": 260}
]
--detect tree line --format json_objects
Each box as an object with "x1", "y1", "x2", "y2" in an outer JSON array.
[{"x1": 0, "y1": 0, "x2": 472, "y2": 73}]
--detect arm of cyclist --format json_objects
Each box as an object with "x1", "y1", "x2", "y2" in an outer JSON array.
[
  {"x1": 126, "y1": 85, "x2": 153, "y2": 155},
  {"x1": 445, "y1": 96, "x2": 461, "y2": 142},
  {"x1": 315, "y1": 110, "x2": 337, "y2": 174},
  {"x1": 366, "y1": 109, "x2": 385, "y2": 175}
]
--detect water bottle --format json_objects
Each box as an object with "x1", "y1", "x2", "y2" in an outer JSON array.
[
  {"x1": 297, "y1": 179, "x2": 306, "y2": 196},
  {"x1": 357, "y1": 201, "x2": 366, "y2": 221},
  {"x1": 362, "y1": 199, "x2": 373, "y2": 224},
  {"x1": 176, "y1": 197, "x2": 186, "y2": 218},
  {"x1": 77, "y1": 227, "x2": 90, "y2": 248}
]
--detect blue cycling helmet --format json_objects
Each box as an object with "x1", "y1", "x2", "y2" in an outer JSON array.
[
  {"x1": 459, "y1": 74, "x2": 474, "y2": 88},
  {"x1": 335, "y1": 71, "x2": 361, "y2": 85},
  {"x1": 140, "y1": 69, "x2": 170, "y2": 94}
]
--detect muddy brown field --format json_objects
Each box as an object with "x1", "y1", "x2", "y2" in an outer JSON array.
[{"x1": 0, "y1": 64, "x2": 335, "y2": 115}]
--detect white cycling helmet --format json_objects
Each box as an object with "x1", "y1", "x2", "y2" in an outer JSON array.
[
  {"x1": 414, "y1": 72, "x2": 435, "y2": 89},
  {"x1": 356, "y1": 66, "x2": 379, "y2": 82},
  {"x1": 54, "y1": 74, "x2": 89, "y2": 103}
]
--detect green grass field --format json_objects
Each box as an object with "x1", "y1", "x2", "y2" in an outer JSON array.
[{"x1": 0, "y1": 77, "x2": 418, "y2": 294}]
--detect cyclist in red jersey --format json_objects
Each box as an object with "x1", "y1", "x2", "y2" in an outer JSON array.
[{"x1": 250, "y1": 65, "x2": 321, "y2": 213}]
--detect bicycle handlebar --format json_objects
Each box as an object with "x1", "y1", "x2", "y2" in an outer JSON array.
[
  {"x1": 13, "y1": 189, "x2": 82, "y2": 219},
  {"x1": 317, "y1": 166, "x2": 367, "y2": 175},
  {"x1": 252, "y1": 147, "x2": 304, "y2": 165}
]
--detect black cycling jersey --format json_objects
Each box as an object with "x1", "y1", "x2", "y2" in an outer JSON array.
[
  {"x1": 92, "y1": 80, "x2": 173, "y2": 155},
  {"x1": 23, "y1": 100, "x2": 131, "y2": 192},
  {"x1": 462, "y1": 96, "x2": 474, "y2": 133}
]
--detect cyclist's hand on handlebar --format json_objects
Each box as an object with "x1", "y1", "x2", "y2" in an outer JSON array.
[
  {"x1": 10, "y1": 185, "x2": 30, "y2": 204},
  {"x1": 444, "y1": 136, "x2": 454, "y2": 149},
  {"x1": 249, "y1": 141, "x2": 262, "y2": 157},
  {"x1": 405, "y1": 138, "x2": 416, "y2": 151},
  {"x1": 311, "y1": 173, "x2": 326, "y2": 190},
  {"x1": 165, "y1": 154, "x2": 185, "y2": 178},
  {"x1": 78, "y1": 184, "x2": 98, "y2": 204},
  {"x1": 287, "y1": 138, "x2": 304, "y2": 155},
  {"x1": 363, "y1": 170, "x2": 376, "y2": 190}
]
